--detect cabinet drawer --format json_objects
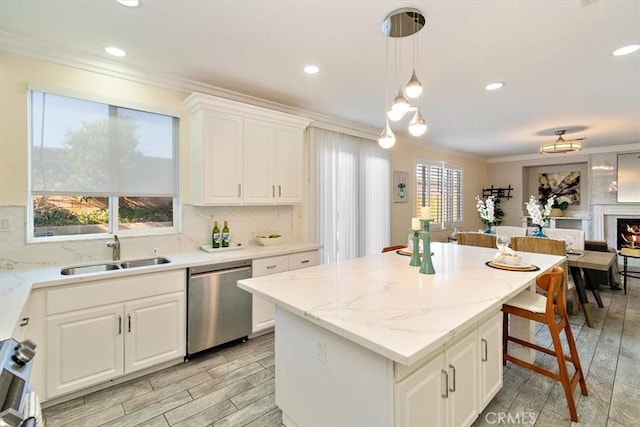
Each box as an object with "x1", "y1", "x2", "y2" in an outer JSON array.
[
  {"x1": 252, "y1": 256, "x2": 288, "y2": 277},
  {"x1": 47, "y1": 270, "x2": 186, "y2": 315},
  {"x1": 288, "y1": 251, "x2": 319, "y2": 270}
]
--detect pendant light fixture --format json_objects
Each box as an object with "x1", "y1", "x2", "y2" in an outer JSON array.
[
  {"x1": 539, "y1": 130, "x2": 584, "y2": 154},
  {"x1": 379, "y1": 8, "x2": 427, "y2": 148},
  {"x1": 378, "y1": 32, "x2": 396, "y2": 148}
]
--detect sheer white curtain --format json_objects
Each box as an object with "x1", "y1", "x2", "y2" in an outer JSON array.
[{"x1": 310, "y1": 127, "x2": 390, "y2": 264}]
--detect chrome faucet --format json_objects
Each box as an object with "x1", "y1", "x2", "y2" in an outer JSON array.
[{"x1": 107, "y1": 235, "x2": 120, "y2": 260}]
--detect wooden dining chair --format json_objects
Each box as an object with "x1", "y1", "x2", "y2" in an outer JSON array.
[
  {"x1": 502, "y1": 267, "x2": 588, "y2": 422},
  {"x1": 382, "y1": 245, "x2": 407, "y2": 253},
  {"x1": 511, "y1": 236, "x2": 579, "y2": 314},
  {"x1": 456, "y1": 232, "x2": 496, "y2": 248}
]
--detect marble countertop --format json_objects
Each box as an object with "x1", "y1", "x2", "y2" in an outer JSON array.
[
  {"x1": 238, "y1": 242, "x2": 565, "y2": 366},
  {"x1": 0, "y1": 242, "x2": 321, "y2": 340}
]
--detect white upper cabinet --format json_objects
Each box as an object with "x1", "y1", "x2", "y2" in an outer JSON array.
[{"x1": 184, "y1": 93, "x2": 311, "y2": 206}]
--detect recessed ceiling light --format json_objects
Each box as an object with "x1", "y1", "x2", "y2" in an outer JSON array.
[
  {"x1": 105, "y1": 46, "x2": 127, "y2": 57},
  {"x1": 304, "y1": 65, "x2": 319, "y2": 74},
  {"x1": 116, "y1": 0, "x2": 140, "y2": 7},
  {"x1": 485, "y1": 82, "x2": 505, "y2": 91},
  {"x1": 612, "y1": 44, "x2": 640, "y2": 56}
]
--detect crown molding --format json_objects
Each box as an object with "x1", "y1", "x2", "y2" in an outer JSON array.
[{"x1": 486, "y1": 142, "x2": 640, "y2": 164}]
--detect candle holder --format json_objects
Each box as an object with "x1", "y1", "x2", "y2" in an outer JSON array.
[
  {"x1": 419, "y1": 219, "x2": 436, "y2": 275},
  {"x1": 409, "y1": 229, "x2": 421, "y2": 266}
]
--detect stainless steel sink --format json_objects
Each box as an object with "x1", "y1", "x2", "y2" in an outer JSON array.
[
  {"x1": 61, "y1": 263, "x2": 121, "y2": 275},
  {"x1": 60, "y1": 257, "x2": 170, "y2": 275},
  {"x1": 120, "y1": 257, "x2": 171, "y2": 269}
]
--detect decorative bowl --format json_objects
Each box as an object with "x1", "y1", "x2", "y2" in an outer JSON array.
[{"x1": 255, "y1": 234, "x2": 284, "y2": 246}]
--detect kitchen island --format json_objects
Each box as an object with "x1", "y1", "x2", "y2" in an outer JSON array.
[{"x1": 238, "y1": 242, "x2": 565, "y2": 427}]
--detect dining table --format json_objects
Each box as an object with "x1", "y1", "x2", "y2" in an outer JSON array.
[{"x1": 567, "y1": 250, "x2": 616, "y2": 328}]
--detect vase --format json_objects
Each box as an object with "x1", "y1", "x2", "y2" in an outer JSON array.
[
  {"x1": 483, "y1": 223, "x2": 494, "y2": 234},
  {"x1": 534, "y1": 225, "x2": 547, "y2": 237}
]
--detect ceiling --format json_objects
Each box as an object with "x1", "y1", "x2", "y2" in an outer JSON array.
[{"x1": 1, "y1": 0, "x2": 639, "y2": 159}]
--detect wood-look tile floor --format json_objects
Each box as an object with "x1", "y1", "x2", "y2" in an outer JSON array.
[{"x1": 43, "y1": 273, "x2": 639, "y2": 427}]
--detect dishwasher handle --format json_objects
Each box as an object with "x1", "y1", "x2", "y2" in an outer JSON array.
[
  {"x1": 189, "y1": 259, "x2": 252, "y2": 276},
  {"x1": 189, "y1": 265, "x2": 251, "y2": 279}
]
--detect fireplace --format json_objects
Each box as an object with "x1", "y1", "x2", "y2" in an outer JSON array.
[{"x1": 617, "y1": 218, "x2": 640, "y2": 250}]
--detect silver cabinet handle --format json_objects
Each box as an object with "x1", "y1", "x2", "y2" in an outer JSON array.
[
  {"x1": 238, "y1": 184, "x2": 242, "y2": 197},
  {"x1": 128, "y1": 314, "x2": 132, "y2": 333},
  {"x1": 266, "y1": 264, "x2": 277, "y2": 269},
  {"x1": 272, "y1": 185, "x2": 275, "y2": 197},
  {"x1": 278, "y1": 185, "x2": 282, "y2": 197},
  {"x1": 441, "y1": 369, "x2": 449, "y2": 398},
  {"x1": 118, "y1": 315, "x2": 122, "y2": 335},
  {"x1": 449, "y1": 364, "x2": 456, "y2": 392},
  {"x1": 481, "y1": 338, "x2": 488, "y2": 362}
]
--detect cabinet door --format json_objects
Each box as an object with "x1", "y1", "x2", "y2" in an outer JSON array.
[
  {"x1": 124, "y1": 292, "x2": 185, "y2": 374},
  {"x1": 276, "y1": 125, "x2": 304, "y2": 203},
  {"x1": 446, "y1": 331, "x2": 479, "y2": 427},
  {"x1": 479, "y1": 313, "x2": 503, "y2": 409},
  {"x1": 396, "y1": 353, "x2": 446, "y2": 427},
  {"x1": 201, "y1": 111, "x2": 243, "y2": 205},
  {"x1": 46, "y1": 304, "x2": 124, "y2": 398},
  {"x1": 251, "y1": 256, "x2": 288, "y2": 333},
  {"x1": 243, "y1": 118, "x2": 277, "y2": 204}
]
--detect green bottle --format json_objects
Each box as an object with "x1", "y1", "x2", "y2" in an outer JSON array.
[
  {"x1": 222, "y1": 221, "x2": 230, "y2": 247},
  {"x1": 212, "y1": 220, "x2": 220, "y2": 249}
]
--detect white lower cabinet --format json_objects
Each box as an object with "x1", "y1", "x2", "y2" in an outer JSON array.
[
  {"x1": 395, "y1": 312, "x2": 501, "y2": 427},
  {"x1": 45, "y1": 270, "x2": 185, "y2": 399},
  {"x1": 479, "y1": 312, "x2": 503, "y2": 408},
  {"x1": 251, "y1": 250, "x2": 319, "y2": 334},
  {"x1": 124, "y1": 293, "x2": 185, "y2": 374},
  {"x1": 47, "y1": 304, "x2": 124, "y2": 397}
]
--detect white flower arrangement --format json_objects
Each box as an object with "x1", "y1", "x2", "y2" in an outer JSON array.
[
  {"x1": 526, "y1": 195, "x2": 555, "y2": 227},
  {"x1": 475, "y1": 195, "x2": 496, "y2": 224}
]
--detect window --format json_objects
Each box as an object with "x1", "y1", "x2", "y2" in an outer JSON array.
[
  {"x1": 29, "y1": 90, "x2": 178, "y2": 240},
  {"x1": 312, "y1": 127, "x2": 390, "y2": 263},
  {"x1": 416, "y1": 161, "x2": 463, "y2": 230}
]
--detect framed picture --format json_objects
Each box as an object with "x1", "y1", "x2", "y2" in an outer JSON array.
[
  {"x1": 538, "y1": 171, "x2": 580, "y2": 205},
  {"x1": 393, "y1": 170, "x2": 408, "y2": 203}
]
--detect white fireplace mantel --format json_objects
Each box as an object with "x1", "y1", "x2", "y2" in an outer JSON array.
[{"x1": 591, "y1": 204, "x2": 640, "y2": 241}]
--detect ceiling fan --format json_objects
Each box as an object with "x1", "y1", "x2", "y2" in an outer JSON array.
[{"x1": 540, "y1": 130, "x2": 585, "y2": 154}]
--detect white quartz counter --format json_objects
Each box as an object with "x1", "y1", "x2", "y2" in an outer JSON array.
[
  {"x1": 238, "y1": 242, "x2": 564, "y2": 366},
  {"x1": 0, "y1": 242, "x2": 321, "y2": 340}
]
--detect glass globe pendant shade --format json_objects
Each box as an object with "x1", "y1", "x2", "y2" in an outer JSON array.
[
  {"x1": 404, "y1": 69, "x2": 423, "y2": 99},
  {"x1": 408, "y1": 109, "x2": 427, "y2": 136},
  {"x1": 387, "y1": 107, "x2": 405, "y2": 122},
  {"x1": 390, "y1": 88, "x2": 410, "y2": 115},
  {"x1": 378, "y1": 121, "x2": 396, "y2": 149}
]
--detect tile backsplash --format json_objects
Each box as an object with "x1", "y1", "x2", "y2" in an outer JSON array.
[{"x1": 0, "y1": 204, "x2": 303, "y2": 271}]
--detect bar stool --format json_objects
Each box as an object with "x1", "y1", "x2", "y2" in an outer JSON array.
[{"x1": 502, "y1": 267, "x2": 588, "y2": 422}]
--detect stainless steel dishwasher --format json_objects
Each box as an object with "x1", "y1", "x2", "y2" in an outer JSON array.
[{"x1": 187, "y1": 259, "x2": 252, "y2": 357}]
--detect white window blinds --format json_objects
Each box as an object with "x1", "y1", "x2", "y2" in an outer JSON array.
[
  {"x1": 30, "y1": 91, "x2": 177, "y2": 196},
  {"x1": 312, "y1": 127, "x2": 390, "y2": 264},
  {"x1": 416, "y1": 161, "x2": 463, "y2": 229}
]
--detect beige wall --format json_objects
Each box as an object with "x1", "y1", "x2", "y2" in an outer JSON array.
[
  {"x1": 389, "y1": 143, "x2": 488, "y2": 245},
  {"x1": 486, "y1": 154, "x2": 591, "y2": 226},
  {"x1": 0, "y1": 51, "x2": 190, "y2": 205}
]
